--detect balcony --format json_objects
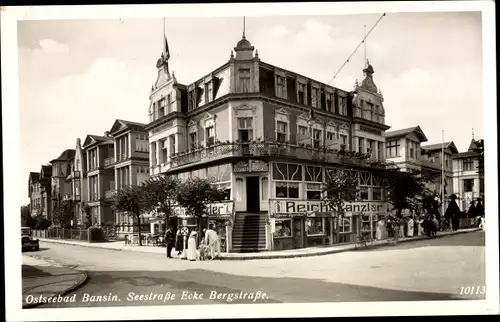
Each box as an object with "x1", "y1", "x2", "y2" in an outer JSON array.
[
  {"x1": 104, "y1": 157, "x2": 115, "y2": 167},
  {"x1": 170, "y1": 141, "x2": 387, "y2": 169},
  {"x1": 419, "y1": 159, "x2": 443, "y2": 171}
]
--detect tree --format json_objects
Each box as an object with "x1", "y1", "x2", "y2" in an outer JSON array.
[
  {"x1": 52, "y1": 194, "x2": 75, "y2": 228},
  {"x1": 142, "y1": 175, "x2": 180, "y2": 231},
  {"x1": 385, "y1": 169, "x2": 430, "y2": 218},
  {"x1": 21, "y1": 205, "x2": 36, "y2": 228},
  {"x1": 108, "y1": 185, "x2": 148, "y2": 246},
  {"x1": 81, "y1": 202, "x2": 92, "y2": 228},
  {"x1": 322, "y1": 168, "x2": 360, "y2": 219},
  {"x1": 33, "y1": 212, "x2": 52, "y2": 230},
  {"x1": 176, "y1": 177, "x2": 226, "y2": 240}
]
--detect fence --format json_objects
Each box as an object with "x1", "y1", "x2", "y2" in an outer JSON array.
[{"x1": 33, "y1": 227, "x2": 90, "y2": 242}]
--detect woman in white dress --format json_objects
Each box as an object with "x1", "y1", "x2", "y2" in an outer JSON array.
[
  {"x1": 376, "y1": 219, "x2": 384, "y2": 240},
  {"x1": 407, "y1": 216, "x2": 415, "y2": 237},
  {"x1": 187, "y1": 230, "x2": 198, "y2": 261}
]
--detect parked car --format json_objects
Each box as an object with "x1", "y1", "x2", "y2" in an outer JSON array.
[{"x1": 21, "y1": 227, "x2": 39, "y2": 251}]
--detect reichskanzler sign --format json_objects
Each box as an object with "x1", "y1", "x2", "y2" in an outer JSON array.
[{"x1": 270, "y1": 199, "x2": 388, "y2": 218}]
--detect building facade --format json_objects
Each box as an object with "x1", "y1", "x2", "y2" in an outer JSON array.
[
  {"x1": 108, "y1": 119, "x2": 150, "y2": 236},
  {"x1": 50, "y1": 149, "x2": 76, "y2": 225},
  {"x1": 28, "y1": 172, "x2": 42, "y2": 216},
  {"x1": 63, "y1": 138, "x2": 88, "y2": 227},
  {"x1": 452, "y1": 139, "x2": 484, "y2": 211},
  {"x1": 146, "y1": 31, "x2": 392, "y2": 252},
  {"x1": 82, "y1": 134, "x2": 115, "y2": 226}
]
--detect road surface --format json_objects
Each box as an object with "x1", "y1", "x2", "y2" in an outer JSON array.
[{"x1": 23, "y1": 231, "x2": 485, "y2": 307}]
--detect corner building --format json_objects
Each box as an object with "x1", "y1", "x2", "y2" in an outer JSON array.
[{"x1": 147, "y1": 31, "x2": 392, "y2": 252}]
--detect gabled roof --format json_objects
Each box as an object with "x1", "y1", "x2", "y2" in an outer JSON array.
[
  {"x1": 468, "y1": 139, "x2": 484, "y2": 152},
  {"x1": 385, "y1": 126, "x2": 428, "y2": 142},
  {"x1": 421, "y1": 141, "x2": 458, "y2": 154},
  {"x1": 453, "y1": 151, "x2": 481, "y2": 159},
  {"x1": 29, "y1": 172, "x2": 40, "y2": 183},
  {"x1": 50, "y1": 149, "x2": 76, "y2": 163},
  {"x1": 109, "y1": 119, "x2": 147, "y2": 135},
  {"x1": 82, "y1": 134, "x2": 113, "y2": 148},
  {"x1": 40, "y1": 165, "x2": 52, "y2": 178}
]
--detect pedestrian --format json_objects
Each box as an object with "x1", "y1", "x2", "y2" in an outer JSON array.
[
  {"x1": 467, "y1": 201, "x2": 476, "y2": 219},
  {"x1": 479, "y1": 216, "x2": 485, "y2": 230},
  {"x1": 175, "y1": 229, "x2": 184, "y2": 256},
  {"x1": 407, "y1": 216, "x2": 414, "y2": 237},
  {"x1": 376, "y1": 218, "x2": 384, "y2": 240},
  {"x1": 164, "y1": 227, "x2": 174, "y2": 258},
  {"x1": 445, "y1": 194, "x2": 461, "y2": 231},
  {"x1": 187, "y1": 229, "x2": 198, "y2": 261},
  {"x1": 204, "y1": 224, "x2": 220, "y2": 259},
  {"x1": 431, "y1": 215, "x2": 439, "y2": 236}
]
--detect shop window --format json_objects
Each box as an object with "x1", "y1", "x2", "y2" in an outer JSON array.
[
  {"x1": 272, "y1": 163, "x2": 302, "y2": 181},
  {"x1": 275, "y1": 182, "x2": 299, "y2": 198},
  {"x1": 274, "y1": 219, "x2": 292, "y2": 238},
  {"x1": 306, "y1": 217, "x2": 324, "y2": 236},
  {"x1": 339, "y1": 217, "x2": 352, "y2": 233}
]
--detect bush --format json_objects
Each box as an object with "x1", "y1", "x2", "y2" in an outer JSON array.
[{"x1": 88, "y1": 227, "x2": 106, "y2": 243}]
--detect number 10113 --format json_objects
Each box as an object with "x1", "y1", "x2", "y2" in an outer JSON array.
[{"x1": 460, "y1": 285, "x2": 486, "y2": 295}]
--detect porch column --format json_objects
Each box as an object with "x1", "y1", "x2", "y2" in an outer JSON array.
[
  {"x1": 329, "y1": 217, "x2": 334, "y2": 245},
  {"x1": 373, "y1": 141, "x2": 379, "y2": 160}
]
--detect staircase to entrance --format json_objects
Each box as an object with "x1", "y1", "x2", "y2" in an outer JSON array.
[{"x1": 231, "y1": 213, "x2": 267, "y2": 253}]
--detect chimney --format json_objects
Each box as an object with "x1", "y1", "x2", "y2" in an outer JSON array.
[{"x1": 104, "y1": 131, "x2": 110, "y2": 137}]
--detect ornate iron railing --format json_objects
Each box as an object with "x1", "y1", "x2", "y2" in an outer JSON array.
[{"x1": 170, "y1": 141, "x2": 387, "y2": 169}]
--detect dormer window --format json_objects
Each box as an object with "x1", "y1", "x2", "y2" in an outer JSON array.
[
  {"x1": 276, "y1": 76, "x2": 286, "y2": 99},
  {"x1": 157, "y1": 98, "x2": 166, "y2": 119},
  {"x1": 205, "y1": 81, "x2": 213, "y2": 102},
  {"x1": 325, "y1": 92, "x2": 333, "y2": 112},
  {"x1": 297, "y1": 83, "x2": 306, "y2": 105},
  {"x1": 239, "y1": 69, "x2": 251, "y2": 93}
]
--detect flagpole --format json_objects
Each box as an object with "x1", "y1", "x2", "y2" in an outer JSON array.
[
  {"x1": 162, "y1": 17, "x2": 166, "y2": 54},
  {"x1": 441, "y1": 129, "x2": 445, "y2": 219}
]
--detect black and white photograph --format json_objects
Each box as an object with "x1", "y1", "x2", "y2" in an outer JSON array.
[{"x1": 2, "y1": 1, "x2": 498, "y2": 321}]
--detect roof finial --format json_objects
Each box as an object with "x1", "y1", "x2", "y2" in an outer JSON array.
[
  {"x1": 242, "y1": 16, "x2": 246, "y2": 39},
  {"x1": 472, "y1": 127, "x2": 475, "y2": 140}
]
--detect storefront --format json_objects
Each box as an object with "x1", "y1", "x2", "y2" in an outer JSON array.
[{"x1": 269, "y1": 199, "x2": 389, "y2": 250}]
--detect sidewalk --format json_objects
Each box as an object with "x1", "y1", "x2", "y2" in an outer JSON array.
[
  {"x1": 22, "y1": 256, "x2": 88, "y2": 308},
  {"x1": 38, "y1": 227, "x2": 481, "y2": 260}
]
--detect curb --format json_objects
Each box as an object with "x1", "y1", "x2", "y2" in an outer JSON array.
[
  {"x1": 39, "y1": 228, "x2": 481, "y2": 261},
  {"x1": 219, "y1": 228, "x2": 482, "y2": 260},
  {"x1": 22, "y1": 259, "x2": 89, "y2": 309}
]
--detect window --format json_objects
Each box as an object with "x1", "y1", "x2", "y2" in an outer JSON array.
[
  {"x1": 359, "y1": 186, "x2": 369, "y2": 201},
  {"x1": 326, "y1": 131, "x2": 335, "y2": 141},
  {"x1": 239, "y1": 69, "x2": 251, "y2": 93},
  {"x1": 305, "y1": 183, "x2": 322, "y2": 200},
  {"x1": 167, "y1": 95, "x2": 173, "y2": 114},
  {"x1": 169, "y1": 135, "x2": 176, "y2": 155},
  {"x1": 157, "y1": 98, "x2": 166, "y2": 119},
  {"x1": 276, "y1": 121, "x2": 288, "y2": 143},
  {"x1": 312, "y1": 129, "x2": 322, "y2": 148},
  {"x1": 188, "y1": 91, "x2": 196, "y2": 111},
  {"x1": 386, "y1": 140, "x2": 400, "y2": 157},
  {"x1": 189, "y1": 132, "x2": 197, "y2": 149},
  {"x1": 305, "y1": 166, "x2": 322, "y2": 182},
  {"x1": 339, "y1": 217, "x2": 352, "y2": 233},
  {"x1": 238, "y1": 117, "x2": 253, "y2": 142},
  {"x1": 298, "y1": 125, "x2": 309, "y2": 136},
  {"x1": 325, "y1": 92, "x2": 333, "y2": 112},
  {"x1": 306, "y1": 217, "x2": 324, "y2": 235},
  {"x1": 273, "y1": 163, "x2": 302, "y2": 198},
  {"x1": 311, "y1": 88, "x2": 319, "y2": 107},
  {"x1": 358, "y1": 137, "x2": 364, "y2": 153},
  {"x1": 340, "y1": 134, "x2": 348, "y2": 150},
  {"x1": 276, "y1": 76, "x2": 286, "y2": 99},
  {"x1": 206, "y1": 126, "x2": 215, "y2": 146},
  {"x1": 463, "y1": 179, "x2": 474, "y2": 192},
  {"x1": 365, "y1": 102, "x2": 373, "y2": 120},
  {"x1": 151, "y1": 143, "x2": 157, "y2": 166},
  {"x1": 372, "y1": 187, "x2": 383, "y2": 201},
  {"x1": 206, "y1": 82, "x2": 213, "y2": 102},
  {"x1": 135, "y1": 134, "x2": 148, "y2": 152},
  {"x1": 274, "y1": 219, "x2": 292, "y2": 238},
  {"x1": 161, "y1": 139, "x2": 168, "y2": 164},
  {"x1": 338, "y1": 96, "x2": 347, "y2": 115},
  {"x1": 463, "y1": 158, "x2": 473, "y2": 171},
  {"x1": 297, "y1": 83, "x2": 306, "y2": 104},
  {"x1": 366, "y1": 139, "x2": 373, "y2": 156}
]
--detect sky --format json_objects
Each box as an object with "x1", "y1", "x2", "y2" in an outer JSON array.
[{"x1": 18, "y1": 11, "x2": 484, "y2": 204}]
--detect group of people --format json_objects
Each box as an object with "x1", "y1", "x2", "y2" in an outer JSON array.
[{"x1": 163, "y1": 224, "x2": 221, "y2": 261}]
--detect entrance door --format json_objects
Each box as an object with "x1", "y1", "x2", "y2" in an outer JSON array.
[{"x1": 246, "y1": 176, "x2": 260, "y2": 213}]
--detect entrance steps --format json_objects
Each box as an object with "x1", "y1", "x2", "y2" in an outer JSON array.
[{"x1": 231, "y1": 212, "x2": 267, "y2": 253}]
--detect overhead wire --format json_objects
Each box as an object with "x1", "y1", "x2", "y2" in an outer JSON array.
[{"x1": 328, "y1": 13, "x2": 386, "y2": 85}]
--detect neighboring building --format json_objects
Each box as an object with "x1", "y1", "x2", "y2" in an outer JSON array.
[
  {"x1": 82, "y1": 133, "x2": 115, "y2": 226},
  {"x1": 385, "y1": 126, "x2": 457, "y2": 209},
  {"x1": 108, "y1": 119, "x2": 150, "y2": 237},
  {"x1": 39, "y1": 165, "x2": 52, "y2": 219},
  {"x1": 28, "y1": 172, "x2": 41, "y2": 216},
  {"x1": 145, "y1": 28, "x2": 392, "y2": 252},
  {"x1": 65, "y1": 138, "x2": 88, "y2": 227},
  {"x1": 452, "y1": 138, "x2": 485, "y2": 211},
  {"x1": 50, "y1": 149, "x2": 76, "y2": 225}
]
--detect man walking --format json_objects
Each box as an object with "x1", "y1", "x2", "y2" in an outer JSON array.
[
  {"x1": 165, "y1": 227, "x2": 174, "y2": 258},
  {"x1": 204, "y1": 224, "x2": 220, "y2": 260}
]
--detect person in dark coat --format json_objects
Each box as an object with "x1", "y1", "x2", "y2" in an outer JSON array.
[
  {"x1": 174, "y1": 229, "x2": 184, "y2": 256},
  {"x1": 164, "y1": 227, "x2": 174, "y2": 258},
  {"x1": 467, "y1": 201, "x2": 476, "y2": 218},
  {"x1": 475, "y1": 198, "x2": 484, "y2": 217},
  {"x1": 445, "y1": 194, "x2": 461, "y2": 231}
]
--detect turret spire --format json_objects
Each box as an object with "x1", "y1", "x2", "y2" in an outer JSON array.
[{"x1": 243, "y1": 16, "x2": 246, "y2": 39}]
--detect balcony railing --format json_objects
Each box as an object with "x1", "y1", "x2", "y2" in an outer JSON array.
[
  {"x1": 104, "y1": 157, "x2": 115, "y2": 167},
  {"x1": 170, "y1": 141, "x2": 386, "y2": 169},
  {"x1": 420, "y1": 159, "x2": 446, "y2": 171}
]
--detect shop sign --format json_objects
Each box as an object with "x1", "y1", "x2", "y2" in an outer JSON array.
[
  {"x1": 234, "y1": 160, "x2": 269, "y2": 173},
  {"x1": 270, "y1": 199, "x2": 389, "y2": 218},
  {"x1": 173, "y1": 202, "x2": 234, "y2": 219}
]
